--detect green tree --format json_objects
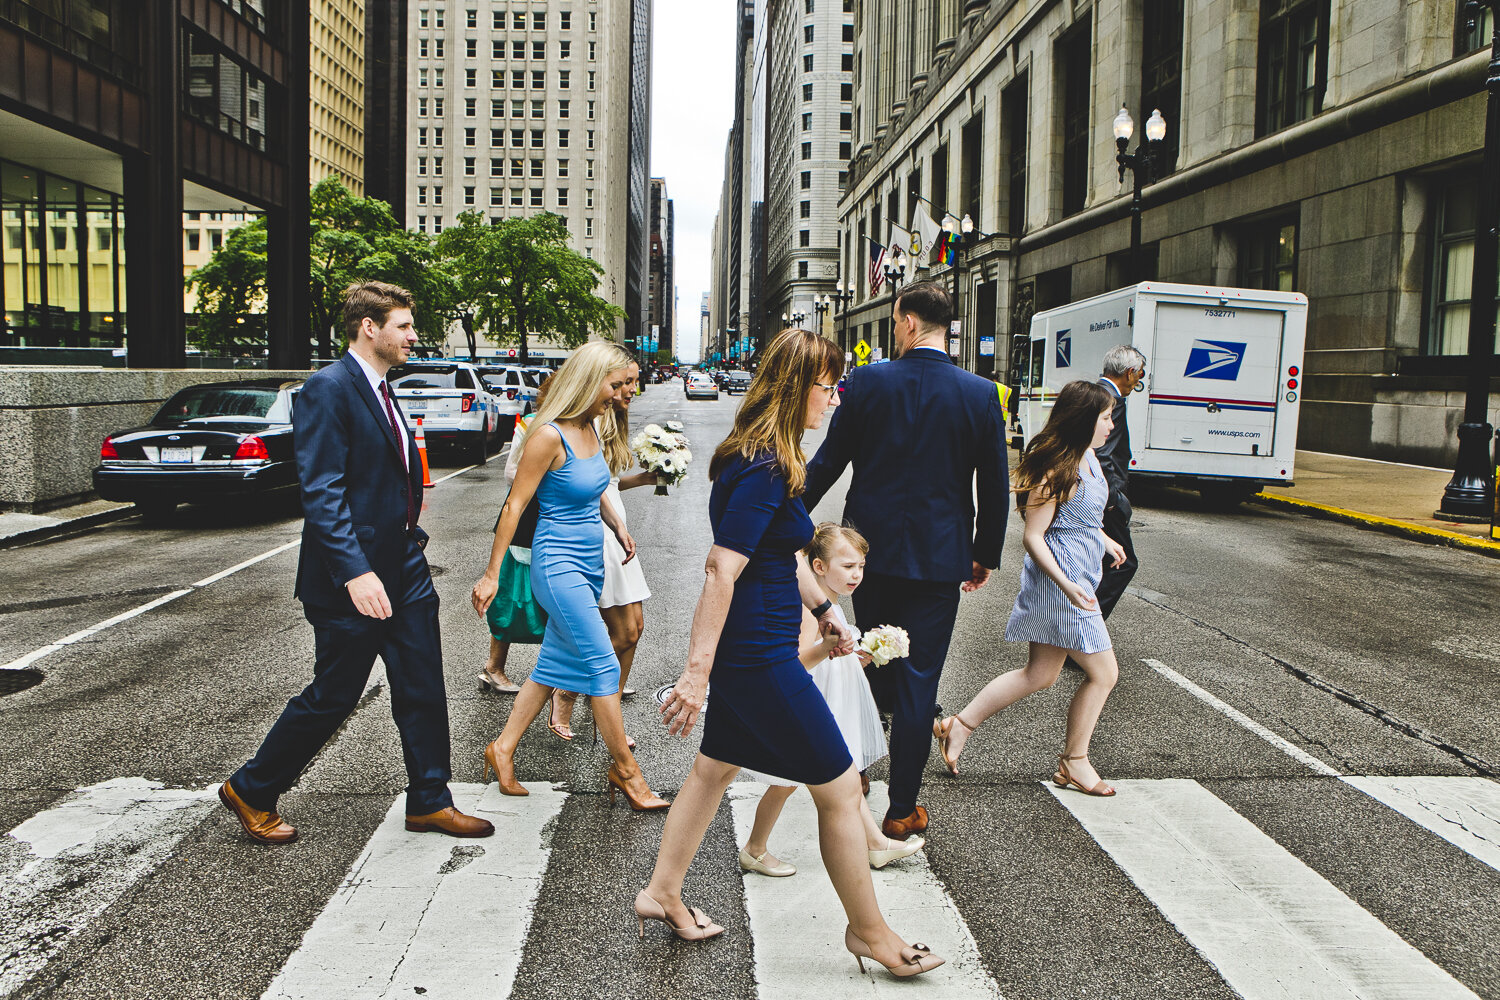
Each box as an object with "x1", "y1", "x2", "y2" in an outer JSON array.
[
  {"x1": 185, "y1": 177, "x2": 456, "y2": 360},
  {"x1": 437, "y1": 211, "x2": 623, "y2": 362}
]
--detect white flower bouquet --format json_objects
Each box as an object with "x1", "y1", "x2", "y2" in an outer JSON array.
[
  {"x1": 631, "y1": 420, "x2": 693, "y2": 495},
  {"x1": 859, "y1": 624, "x2": 910, "y2": 667}
]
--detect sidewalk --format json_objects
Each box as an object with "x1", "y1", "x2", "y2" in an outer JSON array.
[
  {"x1": 1254, "y1": 451, "x2": 1500, "y2": 557},
  {"x1": 0, "y1": 498, "x2": 134, "y2": 548}
]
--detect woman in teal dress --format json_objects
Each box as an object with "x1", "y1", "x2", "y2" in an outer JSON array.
[{"x1": 471, "y1": 342, "x2": 667, "y2": 810}]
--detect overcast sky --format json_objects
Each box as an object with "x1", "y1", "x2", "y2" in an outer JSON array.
[{"x1": 650, "y1": 1, "x2": 737, "y2": 362}]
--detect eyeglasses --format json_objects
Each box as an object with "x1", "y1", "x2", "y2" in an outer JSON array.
[{"x1": 813, "y1": 380, "x2": 838, "y2": 393}]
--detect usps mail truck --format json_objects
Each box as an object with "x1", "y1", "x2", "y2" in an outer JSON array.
[{"x1": 1015, "y1": 282, "x2": 1307, "y2": 505}]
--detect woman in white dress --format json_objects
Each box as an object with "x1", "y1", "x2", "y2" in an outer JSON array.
[
  {"x1": 550, "y1": 360, "x2": 658, "y2": 740},
  {"x1": 737, "y1": 524, "x2": 925, "y2": 877}
]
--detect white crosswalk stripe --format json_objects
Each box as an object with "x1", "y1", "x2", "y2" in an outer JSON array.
[
  {"x1": 0, "y1": 778, "x2": 216, "y2": 997},
  {"x1": 263, "y1": 782, "x2": 567, "y2": 1000},
  {"x1": 1048, "y1": 778, "x2": 1482, "y2": 1000},
  {"x1": 726, "y1": 781, "x2": 1000, "y2": 997},
  {"x1": 1341, "y1": 776, "x2": 1500, "y2": 874}
]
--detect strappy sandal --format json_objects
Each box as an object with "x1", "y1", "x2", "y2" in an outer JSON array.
[
  {"x1": 932, "y1": 714, "x2": 974, "y2": 776},
  {"x1": 548, "y1": 690, "x2": 577, "y2": 741},
  {"x1": 1053, "y1": 753, "x2": 1116, "y2": 796}
]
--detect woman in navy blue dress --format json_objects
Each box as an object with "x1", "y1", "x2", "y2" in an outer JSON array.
[{"x1": 634, "y1": 329, "x2": 944, "y2": 980}]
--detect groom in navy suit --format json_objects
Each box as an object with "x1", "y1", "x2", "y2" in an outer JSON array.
[
  {"x1": 805, "y1": 280, "x2": 1010, "y2": 839},
  {"x1": 219, "y1": 282, "x2": 492, "y2": 843}
]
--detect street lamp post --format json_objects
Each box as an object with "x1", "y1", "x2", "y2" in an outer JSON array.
[
  {"x1": 1439, "y1": 0, "x2": 1500, "y2": 520},
  {"x1": 782, "y1": 310, "x2": 808, "y2": 329},
  {"x1": 944, "y1": 213, "x2": 976, "y2": 364},
  {"x1": 830, "y1": 282, "x2": 855, "y2": 353},
  {"x1": 813, "y1": 295, "x2": 831, "y2": 337},
  {"x1": 1113, "y1": 106, "x2": 1168, "y2": 285}
]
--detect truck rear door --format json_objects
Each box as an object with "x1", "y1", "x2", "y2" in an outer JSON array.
[{"x1": 1146, "y1": 302, "x2": 1285, "y2": 456}]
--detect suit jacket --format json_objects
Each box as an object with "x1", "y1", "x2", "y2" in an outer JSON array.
[
  {"x1": 804, "y1": 349, "x2": 1010, "y2": 582},
  {"x1": 1094, "y1": 376, "x2": 1132, "y2": 519},
  {"x1": 293, "y1": 352, "x2": 429, "y2": 612}
]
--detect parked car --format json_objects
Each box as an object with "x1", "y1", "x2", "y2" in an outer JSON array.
[
  {"x1": 92, "y1": 378, "x2": 305, "y2": 521},
  {"x1": 684, "y1": 372, "x2": 720, "y2": 400},
  {"x1": 387, "y1": 360, "x2": 501, "y2": 462},
  {"x1": 724, "y1": 370, "x2": 753, "y2": 395},
  {"x1": 475, "y1": 364, "x2": 538, "y2": 437}
]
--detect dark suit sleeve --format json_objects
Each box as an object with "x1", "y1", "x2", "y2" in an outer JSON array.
[
  {"x1": 972, "y1": 387, "x2": 1011, "y2": 569},
  {"x1": 295, "y1": 374, "x2": 374, "y2": 587},
  {"x1": 1094, "y1": 395, "x2": 1131, "y2": 515},
  {"x1": 803, "y1": 372, "x2": 860, "y2": 511}
]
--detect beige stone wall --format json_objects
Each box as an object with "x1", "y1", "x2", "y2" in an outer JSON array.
[{"x1": 0, "y1": 368, "x2": 311, "y2": 511}]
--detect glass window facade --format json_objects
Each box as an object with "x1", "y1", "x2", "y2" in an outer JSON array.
[{"x1": 1, "y1": 161, "x2": 126, "y2": 347}]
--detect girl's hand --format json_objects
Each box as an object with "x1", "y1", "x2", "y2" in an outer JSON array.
[
  {"x1": 620, "y1": 470, "x2": 659, "y2": 491},
  {"x1": 471, "y1": 574, "x2": 499, "y2": 615},
  {"x1": 616, "y1": 526, "x2": 637, "y2": 563},
  {"x1": 1063, "y1": 580, "x2": 1098, "y2": 612},
  {"x1": 1104, "y1": 536, "x2": 1126, "y2": 568},
  {"x1": 855, "y1": 649, "x2": 874, "y2": 668}
]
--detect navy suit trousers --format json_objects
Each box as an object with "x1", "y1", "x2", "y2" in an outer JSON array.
[
  {"x1": 1095, "y1": 505, "x2": 1138, "y2": 620},
  {"x1": 232, "y1": 536, "x2": 453, "y2": 816},
  {"x1": 853, "y1": 572, "x2": 961, "y2": 821}
]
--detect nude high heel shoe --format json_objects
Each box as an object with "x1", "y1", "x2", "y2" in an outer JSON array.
[
  {"x1": 844, "y1": 925, "x2": 945, "y2": 978},
  {"x1": 633, "y1": 890, "x2": 724, "y2": 941},
  {"x1": 482, "y1": 740, "x2": 528, "y2": 796},
  {"x1": 607, "y1": 766, "x2": 668, "y2": 811}
]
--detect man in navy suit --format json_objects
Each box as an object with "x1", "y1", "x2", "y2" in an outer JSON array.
[
  {"x1": 219, "y1": 282, "x2": 493, "y2": 843},
  {"x1": 1093, "y1": 345, "x2": 1145, "y2": 618},
  {"x1": 804, "y1": 280, "x2": 1010, "y2": 839}
]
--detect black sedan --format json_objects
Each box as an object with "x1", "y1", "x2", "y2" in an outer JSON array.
[{"x1": 93, "y1": 378, "x2": 304, "y2": 521}]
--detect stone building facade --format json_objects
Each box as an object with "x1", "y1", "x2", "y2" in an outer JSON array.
[
  {"x1": 839, "y1": 0, "x2": 1498, "y2": 465},
  {"x1": 405, "y1": 0, "x2": 651, "y2": 354},
  {"x1": 649, "y1": 177, "x2": 675, "y2": 358}
]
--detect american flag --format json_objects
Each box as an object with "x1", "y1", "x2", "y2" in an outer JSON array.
[{"x1": 868, "y1": 239, "x2": 887, "y2": 296}]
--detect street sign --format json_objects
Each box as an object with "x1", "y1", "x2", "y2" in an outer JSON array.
[{"x1": 854, "y1": 339, "x2": 871, "y2": 361}]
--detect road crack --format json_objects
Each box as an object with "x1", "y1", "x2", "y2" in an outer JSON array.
[{"x1": 1129, "y1": 591, "x2": 1499, "y2": 778}]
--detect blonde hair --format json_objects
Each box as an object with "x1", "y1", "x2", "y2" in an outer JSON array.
[
  {"x1": 595, "y1": 359, "x2": 639, "y2": 474},
  {"x1": 804, "y1": 522, "x2": 868, "y2": 567},
  {"x1": 709, "y1": 329, "x2": 844, "y2": 496},
  {"x1": 516, "y1": 341, "x2": 634, "y2": 463}
]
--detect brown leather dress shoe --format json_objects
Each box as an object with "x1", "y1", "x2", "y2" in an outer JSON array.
[
  {"x1": 881, "y1": 805, "x2": 929, "y2": 840},
  {"x1": 218, "y1": 781, "x2": 297, "y2": 844},
  {"x1": 405, "y1": 806, "x2": 496, "y2": 838}
]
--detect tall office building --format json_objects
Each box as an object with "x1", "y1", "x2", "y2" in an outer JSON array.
[
  {"x1": 699, "y1": 291, "x2": 711, "y2": 361},
  {"x1": 839, "y1": 0, "x2": 1498, "y2": 466},
  {"x1": 311, "y1": 0, "x2": 367, "y2": 194},
  {"x1": 648, "y1": 177, "x2": 675, "y2": 358},
  {"x1": 363, "y1": 0, "x2": 408, "y2": 215},
  {"x1": 405, "y1": 0, "x2": 651, "y2": 353},
  {"x1": 765, "y1": 0, "x2": 853, "y2": 341},
  {"x1": 0, "y1": 0, "x2": 310, "y2": 367}
]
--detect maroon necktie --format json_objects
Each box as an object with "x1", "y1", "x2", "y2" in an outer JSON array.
[{"x1": 379, "y1": 381, "x2": 416, "y2": 534}]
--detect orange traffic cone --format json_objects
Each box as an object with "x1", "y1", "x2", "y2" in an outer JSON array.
[
  {"x1": 513, "y1": 412, "x2": 525, "y2": 439},
  {"x1": 415, "y1": 417, "x2": 434, "y2": 488}
]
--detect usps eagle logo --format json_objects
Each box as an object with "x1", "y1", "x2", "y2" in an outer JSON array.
[
  {"x1": 1056, "y1": 330, "x2": 1072, "y2": 369},
  {"x1": 1184, "y1": 340, "x2": 1246, "y2": 380}
]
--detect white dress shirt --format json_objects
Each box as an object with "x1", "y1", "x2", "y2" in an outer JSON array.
[{"x1": 349, "y1": 349, "x2": 409, "y2": 467}]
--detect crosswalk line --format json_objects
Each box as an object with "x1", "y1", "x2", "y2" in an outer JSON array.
[
  {"x1": 1, "y1": 778, "x2": 216, "y2": 997},
  {"x1": 726, "y1": 781, "x2": 999, "y2": 998},
  {"x1": 1049, "y1": 778, "x2": 1480, "y2": 1000},
  {"x1": 263, "y1": 782, "x2": 566, "y2": 1000},
  {"x1": 1342, "y1": 776, "x2": 1500, "y2": 873}
]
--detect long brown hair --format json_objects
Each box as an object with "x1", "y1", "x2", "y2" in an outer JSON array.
[
  {"x1": 709, "y1": 329, "x2": 844, "y2": 496},
  {"x1": 595, "y1": 360, "x2": 638, "y2": 475},
  {"x1": 1015, "y1": 380, "x2": 1114, "y2": 512}
]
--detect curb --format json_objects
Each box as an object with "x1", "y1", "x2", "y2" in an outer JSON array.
[
  {"x1": 0, "y1": 506, "x2": 137, "y2": 550},
  {"x1": 1250, "y1": 492, "x2": 1500, "y2": 558}
]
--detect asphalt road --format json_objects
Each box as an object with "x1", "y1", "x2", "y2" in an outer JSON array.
[{"x1": 2, "y1": 380, "x2": 1498, "y2": 1000}]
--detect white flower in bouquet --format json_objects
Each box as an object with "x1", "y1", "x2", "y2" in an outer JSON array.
[
  {"x1": 665, "y1": 420, "x2": 685, "y2": 433},
  {"x1": 633, "y1": 422, "x2": 694, "y2": 495},
  {"x1": 859, "y1": 625, "x2": 910, "y2": 667}
]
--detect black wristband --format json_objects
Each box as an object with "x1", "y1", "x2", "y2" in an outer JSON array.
[{"x1": 811, "y1": 599, "x2": 833, "y2": 619}]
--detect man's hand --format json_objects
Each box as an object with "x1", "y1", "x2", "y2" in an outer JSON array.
[
  {"x1": 347, "y1": 571, "x2": 393, "y2": 619},
  {"x1": 961, "y1": 561, "x2": 991, "y2": 593}
]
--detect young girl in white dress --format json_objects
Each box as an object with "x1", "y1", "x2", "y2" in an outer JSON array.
[{"x1": 737, "y1": 524, "x2": 927, "y2": 877}]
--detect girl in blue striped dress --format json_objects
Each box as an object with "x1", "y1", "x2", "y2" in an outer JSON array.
[{"x1": 932, "y1": 381, "x2": 1128, "y2": 797}]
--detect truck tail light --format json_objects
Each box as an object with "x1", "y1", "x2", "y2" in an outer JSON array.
[
  {"x1": 101, "y1": 435, "x2": 119, "y2": 459},
  {"x1": 1288, "y1": 365, "x2": 1299, "y2": 377},
  {"x1": 1286, "y1": 378, "x2": 1298, "y2": 389},
  {"x1": 233, "y1": 436, "x2": 270, "y2": 461},
  {"x1": 461, "y1": 393, "x2": 476, "y2": 412}
]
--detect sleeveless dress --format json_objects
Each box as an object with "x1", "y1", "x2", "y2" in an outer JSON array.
[
  {"x1": 600, "y1": 477, "x2": 651, "y2": 608},
  {"x1": 740, "y1": 604, "x2": 888, "y2": 786},
  {"x1": 1004, "y1": 450, "x2": 1113, "y2": 654},
  {"x1": 699, "y1": 453, "x2": 853, "y2": 786},
  {"x1": 528, "y1": 425, "x2": 621, "y2": 697}
]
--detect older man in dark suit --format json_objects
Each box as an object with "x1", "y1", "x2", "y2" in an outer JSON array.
[
  {"x1": 804, "y1": 280, "x2": 1010, "y2": 840},
  {"x1": 1094, "y1": 345, "x2": 1146, "y2": 619},
  {"x1": 218, "y1": 282, "x2": 492, "y2": 843}
]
